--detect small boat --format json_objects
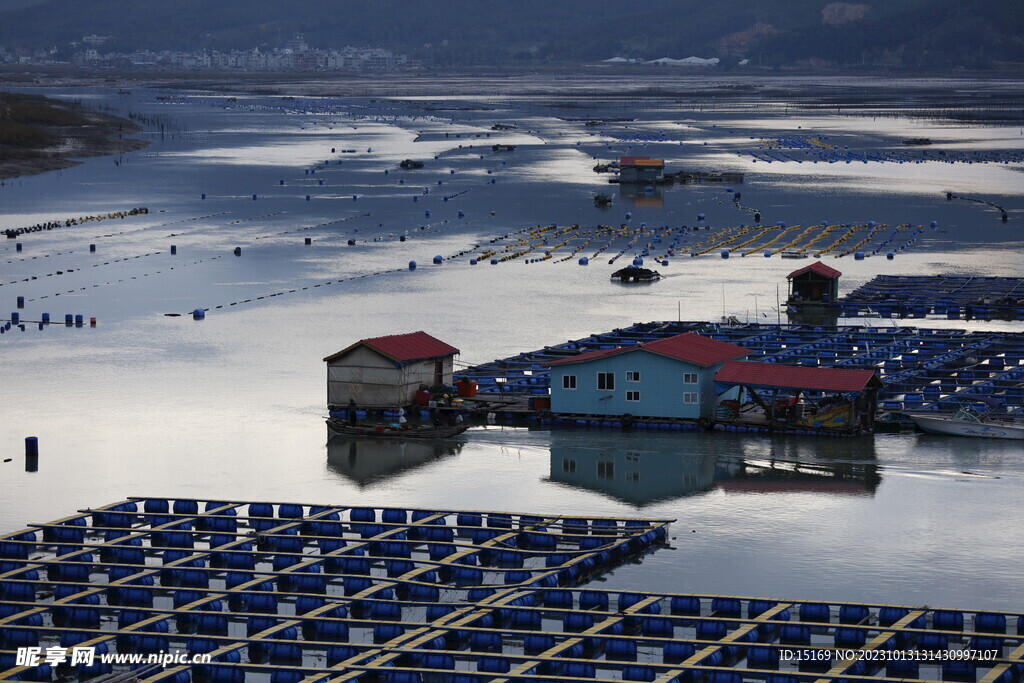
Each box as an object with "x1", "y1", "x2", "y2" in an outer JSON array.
[
  {"x1": 611, "y1": 266, "x2": 661, "y2": 283},
  {"x1": 908, "y1": 407, "x2": 1024, "y2": 440},
  {"x1": 593, "y1": 193, "x2": 612, "y2": 206},
  {"x1": 399, "y1": 159, "x2": 424, "y2": 169},
  {"x1": 327, "y1": 419, "x2": 469, "y2": 440}
]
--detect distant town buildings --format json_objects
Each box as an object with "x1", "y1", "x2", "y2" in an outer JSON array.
[{"x1": 0, "y1": 34, "x2": 409, "y2": 71}]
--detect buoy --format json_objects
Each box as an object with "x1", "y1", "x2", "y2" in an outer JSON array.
[
  {"x1": 633, "y1": 257, "x2": 643, "y2": 266},
  {"x1": 763, "y1": 251, "x2": 771, "y2": 257},
  {"x1": 399, "y1": 235, "x2": 406, "y2": 242},
  {"x1": 75, "y1": 314, "x2": 83, "y2": 328},
  {"x1": 41, "y1": 313, "x2": 49, "y2": 324},
  {"x1": 661, "y1": 260, "x2": 668, "y2": 266},
  {"x1": 408, "y1": 261, "x2": 417, "y2": 270},
  {"x1": 193, "y1": 309, "x2": 205, "y2": 320},
  {"x1": 432, "y1": 255, "x2": 443, "y2": 264},
  {"x1": 65, "y1": 314, "x2": 72, "y2": 326},
  {"x1": 754, "y1": 212, "x2": 761, "y2": 222},
  {"x1": 25, "y1": 436, "x2": 38, "y2": 457},
  {"x1": 352, "y1": 195, "x2": 357, "y2": 201},
  {"x1": 347, "y1": 239, "x2": 356, "y2": 246},
  {"x1": 279, "y1": 180, "x2": 285, "y2": 185},
  {"x1": 886, "y1": 252, "x2": 894, "y2": 260},
  {"x1": 15, "y1": 243, "x2": 21, "y2": 252},
  {"x1": 578, "y1": 257, "x2": 589, "y2": 265},
  {"x1": 90, "y1": 317, "x2": 96, "y2": 328},
  {"x1": 10, "y1": 311, "x2": 19, "y2": 324},
  {"x1": 854, "y1": 252, "x2": 865, "y2": 260},
  {"x1": 90, "y1": 244, "x2": 96, "y2": 253},
  {"x1": 720, "y1": 250, "x2": 729, "y2": 259},
  {"x1": 425, "y1": 211, "x2": 430, "y2": 217},
  {"x1": 306, "y1": 195, "x2": 311, "y2": 201},
  {"x1": 252, "y1": 194, "x2": 257, "y2": 201},
  {"x1": 233, "y1": 247, "x2": 241, "y2": 256},
  {"x1": 304, "y1": 237, "x2": 312, "y2": 245},
  {"x1": 201, "y1": 194, "x2": 206, "y2": 200},
  {"x1": 458, "y1": 210, "x2": 465, "y2": 218},
  {"x1": 16, "y1": 296, "x2": 24, "y2": 309},
  {"x1": 697, "y1": 213, "x2": 706, "y2": 220}
]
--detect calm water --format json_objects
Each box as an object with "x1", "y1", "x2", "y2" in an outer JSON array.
[{"x1": 0, "y1": 78, "x2": 1021, "y2": 611}]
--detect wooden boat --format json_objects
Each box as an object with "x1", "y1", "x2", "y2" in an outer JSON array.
[
  {"x1": 908, "y1": 408, "x2": 1024, "y2": 440},
  {"x1": 327, "y1": 419, "x2": 469, "y2": 440}
]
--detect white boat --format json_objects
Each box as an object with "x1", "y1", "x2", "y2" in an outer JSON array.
[{"x1": 909, "y1": 408, "x2": 1024, "y2": 440}]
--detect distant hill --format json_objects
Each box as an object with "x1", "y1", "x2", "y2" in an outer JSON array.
[{"x1": 1, "y1": 0, "x2": 1021, "y2": 70}]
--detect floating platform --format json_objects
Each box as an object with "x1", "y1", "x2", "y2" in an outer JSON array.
[
  {"x1": 2, "y1": 499, "x2": 1023, "y2": 682},
  {"x1": 456, "y1": 322, "x2": 1024, "y2": 414},
  {"x1": 838, "y1": 276, "x2": 1024, "y2": 320}
]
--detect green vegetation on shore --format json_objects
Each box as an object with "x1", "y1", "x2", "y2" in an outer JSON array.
[{"x1": 0, "y1": 91, "x2": 147, "y2": 178}]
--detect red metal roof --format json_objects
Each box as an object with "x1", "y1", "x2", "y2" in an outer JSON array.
[
  {"x1": 324, "y1": 331, "x2": 459, "y2": 364},
  {"x1": 787, "y1": 261, "x2": 842, "y2": 280},
  {"x1": 547, "y1": 332, "x2": 749, "y2": 368},
  {"x1": 714, "y1": 360, "x2": 880, "y2": 392},
  {"x1": 619, "y1": 156, "x2": 650, "y2": 166}
]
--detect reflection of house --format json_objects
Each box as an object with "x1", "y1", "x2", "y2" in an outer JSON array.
[
  {"x1": 549, "y1": 439, "x2": 717, "y2": 506},
  {"x1": 327, "y1": 438, "x2": 460, "y2": 486},
  {"x1": 715, "y1": 458, "x2": 881, "y2": 496},
  {"x1": 787, "y1": 262, "x2": 840, "y2": 305},
  {"x1": 713, "y1": 361, "x2": 882, "y2": 433},
  {"x1": 618, "y1": 156, "x2": 664, "y2": 183},
  {"x1": 547, "y1": 333, "x2": 749, "y2": 420},
  {"x1": 323, "y1": 331, "x2": 459, "y2": 409}
]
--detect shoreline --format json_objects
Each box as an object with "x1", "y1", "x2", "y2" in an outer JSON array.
[{"x1": 0, "y1": 92, "x2": 149, "y2": 180}]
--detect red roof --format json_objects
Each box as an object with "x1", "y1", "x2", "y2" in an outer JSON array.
[
  {"x1": 324, "y1": 331, "x2": 459, "y2": 364},
  {"x1": 714, "y1": 360, "x2": 880, "y2": 392},
  {"x1": 547, "y1": 332, "x2": 749, "y2": 368},
  {"x1": 787, "y1": 261, "x2": 841, "y2": 280},
  {"x1": 619, "y1": 156, "x2": 650, "y2": 166}
]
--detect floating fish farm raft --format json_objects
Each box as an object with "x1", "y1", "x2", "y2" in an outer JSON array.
[
  {"x1": 837, "y1": 277, "x2": 1024, "y2": 320},
  {"x1": 1, "y1": 499, "x2": 1023, "y2": 682},
  {"x1": 456, "y1": 322, "x2": 1024, "y2": 415}
]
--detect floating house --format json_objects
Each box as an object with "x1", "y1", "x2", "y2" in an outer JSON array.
[
  {"x1": 713, "y1": 360, "x2": 882, "y2": 433},
  {"x1": 547, "y1": 333, "x2": 749, "y2": 420},
  {"x1": 787, "y1": 261, "x2": 841, "y2": 306},
  {"x1": 324, "y1": 331, "x2": 459, "y2": 409},
  {"x1": 617, "y1": 156, "x2": 664, "y2": 183}
]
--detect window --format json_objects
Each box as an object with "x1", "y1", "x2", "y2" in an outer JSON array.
[
  {"x1": 562, "y1": 374, "x2": 577, "y2": 390},
  {"x1": 626, "y1": 391, "x2": 640, "y2": 402},
  {"x1": 626, "y1": 472, "x2": 640, "y2": 484},
  {"x1": 597, "y1": 372, "x2": 615, "y2": 391},
  {"x1": 562, "y1": 458, "x2": 576, "y2": 474},
  {"x1": 683, "y1": 373, "x2": 698, "y2": 384},
  {"x1": 683, "y1": 392, "x2": 698, "y2": 404},
  {"x1": 597, "y1": 461, "x2": 614, "y2": 479},
  {"x1": 626, "y1": 371, "x2": 641, "y2": 382}
]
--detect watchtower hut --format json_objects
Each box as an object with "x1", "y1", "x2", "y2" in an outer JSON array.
[
  {"x1": 324, "y1": 331, "x2": 459, "y2": 410},
  {"x1": 618, "y1": 156, "x2": 664, "y2": 183},
  {"x1": 787, "y1": 262, "x2": 841, "y2": 305}
]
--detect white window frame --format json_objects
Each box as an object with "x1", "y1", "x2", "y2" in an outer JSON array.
[
  {"x1": 597, "y1": 372, "x2": 615, "y2": 391},
  {"x1": 683, "y1": 392, "x2": 698, "y2": 404},
  {"x1": 626, "y1": 390, "x2": 641, "y2": 402},
  {"x1": 562, "y1": 458, "x2": 576, "y2": 474},
  {"x1": 683, "y1": 372, "x2": 698, "y2": 384},
  {"x1": 597, "y1": 461, "x2": 614, "y2": 479},
  {"x1": 562, "y1": 374, "x2": 577, "y2": 390},
  {"x1": 626, "y1": 371, "x2": 641, "y2": 382}
]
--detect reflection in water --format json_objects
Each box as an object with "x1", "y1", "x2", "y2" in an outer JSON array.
[
  {"x1": 618, "y1": 182, "x2": 664, "y2": 207},
  {"x1": 326, "y1": 437, "x2": 463, "y2": 486},
  {"x1": 547, "y1": 430, "x2": 880, "y2": 506}
]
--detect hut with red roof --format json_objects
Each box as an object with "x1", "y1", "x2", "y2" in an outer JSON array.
[{"x1": 323, "y1": 331, "x2": 459, "y2": 409}]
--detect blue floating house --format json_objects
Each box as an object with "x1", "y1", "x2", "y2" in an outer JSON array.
[{"x1": 546, "y1": 333, "x2": 749, "y2": 420}]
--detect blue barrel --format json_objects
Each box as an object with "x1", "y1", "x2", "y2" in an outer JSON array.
[
  {"x1": 374, "y1": 623, "x2": 404, "y2": 643},
  {"x1": 933, "y1": 610, "x2": 964, "y2": 630},
  {"x1": 623, "y1": 665, "x2": 655, "y2": 681},
  {"x1": 432, "y1": 255, "x2": 443, "y2": 264},
  {"x1": 606, "y1": 639, "x2": 638, "y2": 660},
  {"x1": 854, "y1": 251, "x2": 865, "y2": 260},
  {"x1": 16, "y1": 297, "x2": 24, "y2": 309},
  {"x1": 975, "y1": 612, "x2": 1006, "y2": 633},
  {"x1": 799, "y1": 602, "x2": 830, "y2": 622}
]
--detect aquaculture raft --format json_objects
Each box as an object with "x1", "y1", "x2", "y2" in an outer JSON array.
[
  {"x1": 456, "y1": 322, "x2": 1024, "y2": 414},
  {"x1": 837, "y1": 276, "x2": 1024, "y2": 320},
  {"x1": 2, "y1": 500, "x2": 1023, "y2": 682},
  {"x1": 0, "y1": 498, "x2": 669, "y2": 682}
]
